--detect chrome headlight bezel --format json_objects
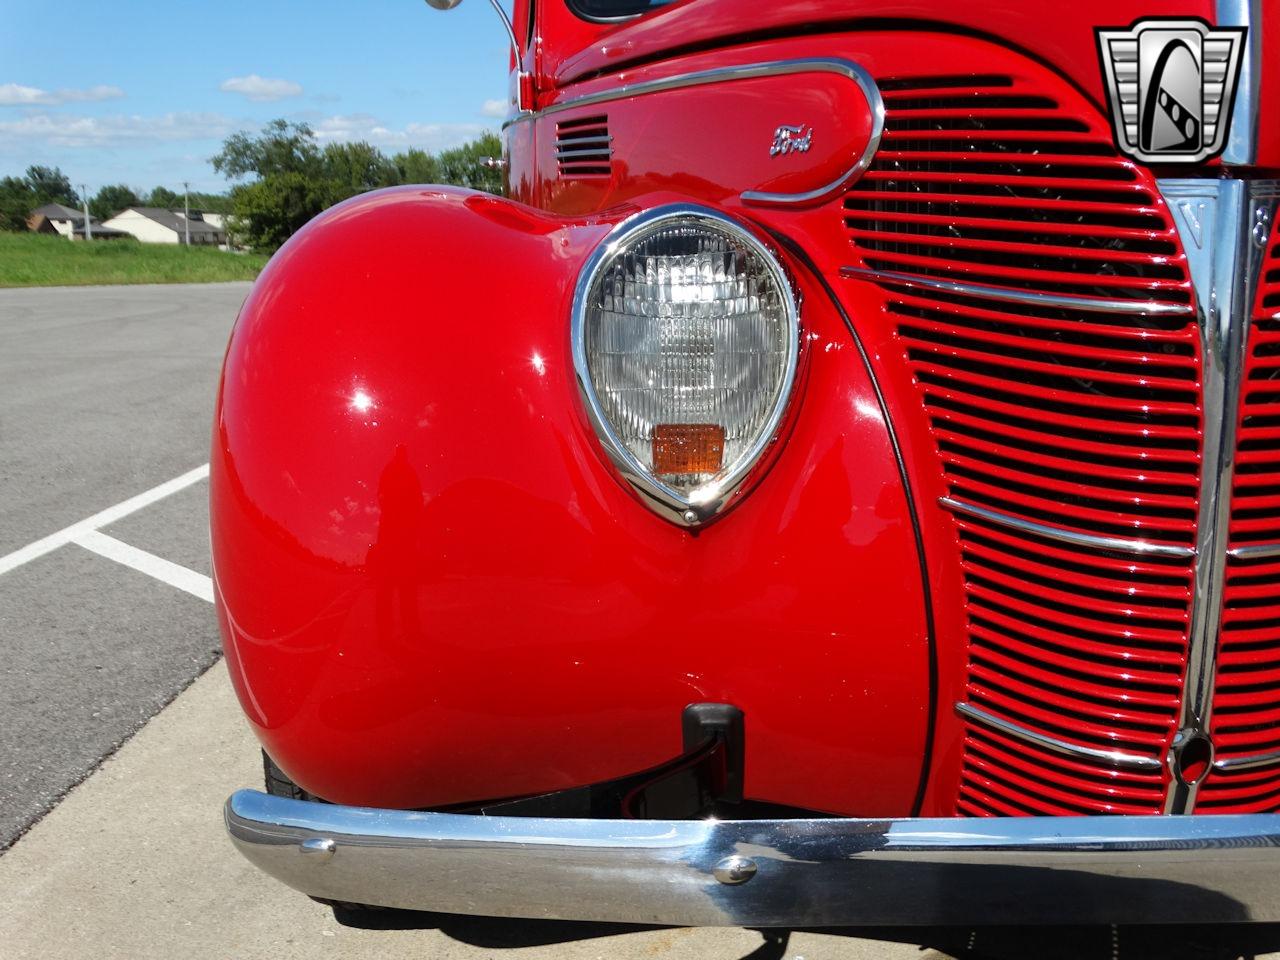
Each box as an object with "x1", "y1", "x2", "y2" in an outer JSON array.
[{"x1": 571, "y1": 203, "x2": 801, "y2": 527}]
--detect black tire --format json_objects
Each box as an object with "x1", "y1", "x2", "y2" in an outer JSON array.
[
  {"x1": 261, "y1": 750, "x2": 382, "y2": 914},
  {"x1": 263, "y1": 751, "x2": 318, "y2": 802}
]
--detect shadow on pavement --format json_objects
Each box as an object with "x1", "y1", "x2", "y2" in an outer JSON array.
[{"x1": 332, "y1": 910, "x2": 1280, "y2": 960}]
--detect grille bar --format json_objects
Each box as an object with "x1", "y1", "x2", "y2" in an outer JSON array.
[
  {"x1": 956, "y1": 702, "x2": 1164, "y2": 771},
  {"x1": 940, "y1": 497, "x2": 1195, "y2": 558},
  {"x1": 840, "y1": 267, "x2": 1191, "y2": 317}
]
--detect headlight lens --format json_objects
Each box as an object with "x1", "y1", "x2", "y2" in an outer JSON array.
[{"x1": 573, "y1": 206, "x2": 800, "y2": 525}]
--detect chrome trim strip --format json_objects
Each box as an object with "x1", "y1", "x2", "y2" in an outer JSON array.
[
  {"x1": 939, "y1": 496, "x2": 1197, "y2": 558},
  {"x1": 571, "y1": 204, "x2": 800, "y2": 527},
  {"x1": 507, "y1": 58, "x2": 884, "y2": 208},
  {"x1": 955, "y1": 702, "x2": 1164, "y2": 771},
  {"x1": 556, "y1": 148, "x2": 613, "y2": 159},
  {"x1": 1217, "y1": 748, "x2": 1280, "y2": 772},
  {"x1": 840, "y1": 266, "x2": 1194, "y2": 318},
  {"x1": 554, "y1": 135, "x2": 614, "y2": 146},
  {"x1": 1218, "y1": 0, "x2": 1263, "y2": 167},
  {"x1": 228, "y1": 790, "x2": 1280, "y2": 924},
  {"x1": 1228, "y1": 542, "x2": 1280, "y2": 560},
  {"x1": 1160, "y1": 179, "x2": 1280, "y2": 813}
]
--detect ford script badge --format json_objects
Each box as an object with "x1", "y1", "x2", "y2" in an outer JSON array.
[{"x1": 769, "y1": 124, "x2": 813, "y2": 157}]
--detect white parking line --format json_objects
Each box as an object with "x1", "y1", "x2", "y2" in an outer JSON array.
[
  {"x1": 73, "y1": 530, "x2": 214, "y2": 603},
  {"x1": 0, "y1": 463, "x2": 210, "y2": 577}
]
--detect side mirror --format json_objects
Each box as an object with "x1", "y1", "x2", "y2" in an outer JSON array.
[{"x1": 423, "y1": 0, "x2": 530, "y2": 113}]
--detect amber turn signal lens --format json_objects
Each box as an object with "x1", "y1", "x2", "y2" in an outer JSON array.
[{"x1": 652, "y1": 424, "x2": 725, "y2": 477}]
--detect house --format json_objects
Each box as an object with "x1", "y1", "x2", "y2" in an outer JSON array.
[
  {"x1": 27, "y1": 202, "x2": 129, "y2": 240},
  {"x1": 101, "y1": 207, "x2": 228, "y2": 246}
]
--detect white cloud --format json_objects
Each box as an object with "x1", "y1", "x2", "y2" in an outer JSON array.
[
  {"x1": 314, "y1": 113, "x2": 486, "y2": 152},
  {"x1": 480, "y1": 98, "x2": 507, "y2": 119},
  {"x1": 219, "y1": 75, "x2": 303, "y2": 102},
  {"x1": 0, "y1": 83, "x2": 125, "y2": 106},
  {"x1": 0, "y1": 111, "x2": 236, "y2": 148}
]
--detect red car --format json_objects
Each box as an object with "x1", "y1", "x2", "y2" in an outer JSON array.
[{"x1": 218, "y1": 0, "x2": 1280, "y2": 927}]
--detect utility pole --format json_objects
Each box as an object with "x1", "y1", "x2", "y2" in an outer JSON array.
[
  {"x1": 80, "y1": 184, "x2": 92, "y2": 241},
  {"x1": 183, "y1": 181, "x2": 190, "y2": 246}
]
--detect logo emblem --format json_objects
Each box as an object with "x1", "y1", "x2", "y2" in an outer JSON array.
[
  {"x1": 770, "y1": 124, "x2": 813, "y2": 157},
  {"x1": 1097, "y1": 18, "x2": 1246, "y2": 164}
]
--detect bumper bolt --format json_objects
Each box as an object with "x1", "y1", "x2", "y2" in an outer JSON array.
[
  {"x1": 301, "y1": 838, "x2": 337, "y2": 861},
  {"x1": 713, "y1": 855, "x2": 757, "y2": 885}
]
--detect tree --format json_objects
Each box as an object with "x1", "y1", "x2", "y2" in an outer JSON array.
[
  {"x1": 319, "y1": 141, "x2": 398, "y2": 208},
  {"x1": 0, "y1": 176, "x2": 34, "y2": 231},
  {"x1": 212, "y1": 120, "x2": 326, "y2": 252},
  {"x1": 147, "y1": 186, "x2": 182, "y2": 208},
  {"x1": 435, "y1": 133, "x2": 503, "y2": 195},
  {"x1": 213, "y1": 119, "x2": 320, "y2": 181},
  {"x1": 212, "y1": 119, "x2": 505, "y2": 252},
  {"x1": 24, "y1": 165, "x2": 78, "y2": 207},
  {"x1": 393, "y1": 148, "x2": 440, "y2": 185},
  {"x1": 90, "y1": 184, "x2": 140, "y2": 221}
]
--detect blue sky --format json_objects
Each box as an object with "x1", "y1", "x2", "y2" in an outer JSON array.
[{"x1": 0, "y1": 0, "x2": 511, "y2": 193}]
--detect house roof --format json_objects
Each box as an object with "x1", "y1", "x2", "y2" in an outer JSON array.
[
  {"x1": 31, "y1": 202, "x2": 98, "y2": 225},
  {"x1": 121, "y1": 207, "x2": 225, "y2": 236}
]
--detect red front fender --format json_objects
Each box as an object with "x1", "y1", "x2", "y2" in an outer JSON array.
[{"x1": 211, "y1": 186, "x2": 931, "y2": 816}]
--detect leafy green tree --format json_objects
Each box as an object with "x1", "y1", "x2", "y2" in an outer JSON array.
[
  {"x1": 226, "y1": 172, "x2": 326, "y2": 252},
  {"x1": 393, "y1": 148, "x2": 440, "y2": 185},
  {"x1": 24, "y1": 165, "x2": 78, "y2": 207},
  {"x1": 188, "y1": 191, "x2": 232, "y2": 214},
  {"x1": 212, "y1": 120, "x2": 326, "y2": 251},
  {"x1": 90, "y1": 184, "x2": 140, "y2": 221},
  {"x1": 436, "y1": 133, "x2": 503, "y2": 195},
  {"x1": 214, "y1": 119, "x2": 321, "y2": 181},
  {"x1": 212, "y1": 120, "x2": 505, "y2": 251},
  {"x1": 147, "y1": 186, "x2": 182, "y2": 208},
  {"x1": 319, "y1": 141, "x2": 398, "y2": 207},
  {"x1": 0, "y1": 176, "x2": 34, "y2": 231}
]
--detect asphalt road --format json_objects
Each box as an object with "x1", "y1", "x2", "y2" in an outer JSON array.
[
  {"x1": 0, "y1": 282, "x2": 240, "y2": 850},
  {"x1": 3, "y1": 282, "x2": 1280, "y2": 959}
]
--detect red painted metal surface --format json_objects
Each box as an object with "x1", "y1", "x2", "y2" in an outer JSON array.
[
  {"x1": 211, "y1": 187, "x2": 931, "y2": 815},
  {"x1": 1199, "y1": 219, "x2": 1280, "y2": 812}
]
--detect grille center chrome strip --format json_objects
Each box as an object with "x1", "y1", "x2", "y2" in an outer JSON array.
[
  {"x1": 955, "y1": 702, "x2": 1164, "y2": 772},
  {"x1": 1160, "y1": 179, "x2": 1280, "y2": 813},
  {"x1": 1216, "y1": 748, "x2": 1280, "y2": 772},
  {"x1": 840, "y1": 266, "x2": 1194, "y2": 318},
  {"x1": 939, "y1": 496, "x2": 1196, "y2": 559},
  {"x1": 1227, "y1": 542, "x2": 1280, "y2": 560}
]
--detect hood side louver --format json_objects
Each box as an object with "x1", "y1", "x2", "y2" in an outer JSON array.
[{"x1": 556, "y1": 115, "x2": 613, "y2": 178}]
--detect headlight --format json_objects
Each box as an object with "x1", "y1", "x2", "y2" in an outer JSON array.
[{"x1": 572, "y1": 205, "x2": 800, "y2": 526}]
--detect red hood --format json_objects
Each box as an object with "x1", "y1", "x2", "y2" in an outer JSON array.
[{"x1": 542, "y1": 0, "x2": 1214, "y2": 114}]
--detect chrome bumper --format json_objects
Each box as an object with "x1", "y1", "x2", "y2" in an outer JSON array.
[{"x1": 226, "y1": 789, "x2": 1280, "y2": 925}]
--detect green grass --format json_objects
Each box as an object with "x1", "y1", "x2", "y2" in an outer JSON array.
[{"x1": 0, "y1": 232, "x2": 270, "y2": 288}]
